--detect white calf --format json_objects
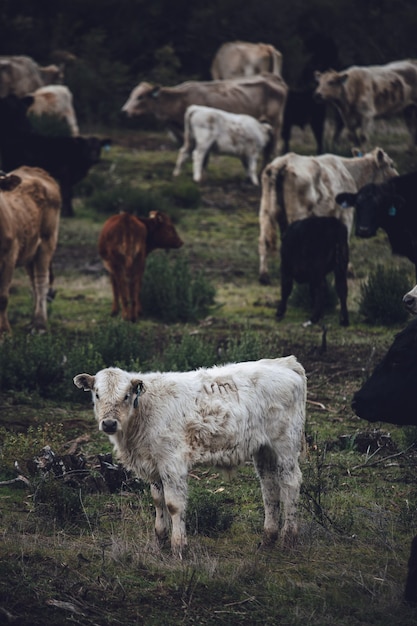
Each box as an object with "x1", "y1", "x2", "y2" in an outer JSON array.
[
  {"x1": 74, "y1": 357, "x2": 306, "y2": 557},
  {"x1": 173, "y1": 105, "x2": 273, "y2": 185}
]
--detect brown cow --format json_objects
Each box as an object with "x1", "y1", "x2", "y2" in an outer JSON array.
[
  {"x1": 258, "y1": 148, "x2": 398, "y2": 284},
  {"x1": 98, "y1": 211, "x2": 183, "y2": 322},
  {"x1": 314, "y1": 60, "x2": 417, "y2": 150},
  {"x1": 210, "y1": 41, "x2": 283, "y2": 80},
  {"x1": 0, "y1": 166, "x2": 61, "y2": 335},
  {"x1": 0, "y1": 55, "x2": 63, "y2": 98},
  {"x1": 121, "y1": 74, "x2": 288, "y2": 156}
]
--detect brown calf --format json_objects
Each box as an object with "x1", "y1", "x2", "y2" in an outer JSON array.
[{"x1": 98, "y1": 211, "x2": 183, "y2": 322}]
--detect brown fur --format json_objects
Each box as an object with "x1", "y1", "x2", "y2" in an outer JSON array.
[
  {"x1": 0, "y1": 166, "x2": 61, "y2": 334},
  {"x1": 98, "y1": 211, "x2": 183, "y2": 322}
]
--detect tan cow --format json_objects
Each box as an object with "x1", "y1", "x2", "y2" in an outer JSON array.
[
  {"x1": 0, "y1": 166, "x2": 61, "y2": 334},
  {"x1": 314, "y1": 60, "x2": 417, "y2": 150},
  {"x1": 121, "y1": 74, "x2": 288, "y2": 155},
  {"x1": 0, "y1": 55, "x2": 63, "y2": 98},
  {"x1": 210, "y1": 41, "x2": 283, "y2": 80},
  {"x1": 98, "y1": 211, "x2": 183, "y2": 322},
  {"x1": 258, "y1": 148, "x2": 398, "y2": 284},
  {"x1": 26, "y1": 85, "x2": 79, "y2": 135}
]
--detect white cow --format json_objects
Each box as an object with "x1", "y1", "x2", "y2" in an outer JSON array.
[
  {"x1": 74, "y1": 357, "x2": 306, "y2": 558},
  {"x1": 258, "y1": 147, "x2": 398, "y2": 284},
  {"x1": 403, "y1": 285, "x2": 417, "y2": 314},
  {"x1": 26, "y1": 85, "x2": 79, "y2": 135},
  {"x1": 173, "y1": 105, "x2": 273, "y2": 185}
]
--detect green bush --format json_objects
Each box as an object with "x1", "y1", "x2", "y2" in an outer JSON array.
[
  {"x1": 87, "y1": 185, "x2": 173, "y2": 216},
  {"x1": 359, "y1": 265, "x2": 411, "y2": 325},
  {"x1": 155, "y1": 333, "x2": 217, "y2": 371},
  {"x1": 141, "y1": 252, "x2": 216, "y2": 323},
  {"x1": 33, "y1": 475, "x2": 84, "y2": 526}
]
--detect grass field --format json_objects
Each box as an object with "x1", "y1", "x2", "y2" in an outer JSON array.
[{"x1": 1, "y1": 119, "x2": 417, "y2": 625}]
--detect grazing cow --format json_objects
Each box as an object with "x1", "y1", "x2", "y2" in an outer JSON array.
[
  {"x1": 173, "y1": 105, "x2": 273, "y2": 185},
  {"x1": 98, "y1": 211, "x2": 183, "y2": 322},
  {"x1": 282, "y1": 88, "x2": 344, "y2": 154},
  {"x1": 74, "y1": 357, "x2": 307, "y2": 557},
  {"x1": 336, "y1": 171, "x2": 417, "y2": 279},
  {"x1": 0, "y1": 55, "x2": 62, "y2": 97},
  {"x1": 26, "y1": 85, "x2": 79, "y2": 135},
  {"x1": 403, "y1": 284, "x2": 417, "y2": 314},
  {"x1": 121, "y1": 74, "x2": 288, "y2": 156},
  {"x1": 210, "y1": 41, "x2": 283, "y2": 80},
  {"x1": 351, "y1": 317, "x2": 417, "y2": 604},
  {"x1": 352, "y1": 317, "x2": 417, "y2": 425},
  {"x1": 0, "y1": 95, "x2": 109, "y2": 217},
  {"x1": 0, "y1": 166, "x2": 61, "y2": 335},
  {"x1": 314, "y1": 60, "x2": 417, "y2": 150},
  {"x1": 276, "y1": 217, "x2": 349, "y2": 326},
  {"x1": 258, "y1": 148, "x2": 397, "y2": 284}
]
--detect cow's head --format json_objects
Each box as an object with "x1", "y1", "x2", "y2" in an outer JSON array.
[
  {"x1": 74, "y1": 368, "x2": 146, "y2": 436},
  {"x1": 351, "y1": 318, "x2": 417, "y2": 425},
  {"x1": 121, "y1": 82, "x2": 159, "y2": 117},
  {"x1": 314, "y1": 69, "x2": 348, "y2": 103},
  {"x1": 146, "y1": 211, "x2": 184, "y2": 252},
  {"x1": 336, "y1": 179, "x2": 402, "y2": 238}
]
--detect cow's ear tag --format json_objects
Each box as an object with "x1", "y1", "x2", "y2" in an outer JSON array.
[
  {"x1": 133, "y1": 382, "x2": 144, "y2": 409},
  {"x1": 388, "y1": 206, "x2": 397, "y2": 217}
]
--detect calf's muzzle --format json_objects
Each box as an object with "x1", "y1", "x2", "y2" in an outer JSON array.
[{"x1": 101, "y1": 418, "x2": 118, "y2": 434}]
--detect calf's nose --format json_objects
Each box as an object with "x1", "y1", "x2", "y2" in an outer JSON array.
[
  {"x1": 403, "y1": 294, "x2": 416, "y2": 310},
  {"x1": 101, "y1": 418, "x2": 118, "y2": 434}
]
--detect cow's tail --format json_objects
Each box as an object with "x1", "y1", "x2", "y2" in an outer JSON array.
[{"x1": 258, "y1": 161, "x2": 286, "y2": 283}]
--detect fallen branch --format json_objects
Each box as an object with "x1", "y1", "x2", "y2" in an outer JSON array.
[
  {"x1": 0, "y1": 475, "x2": 31, "y2": 488},
  {"x1": 350, "y1": 443, "x2": 416, "y2": 472}
]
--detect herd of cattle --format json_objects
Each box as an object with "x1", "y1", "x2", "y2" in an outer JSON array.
[{"x1": 1, "y1": 44, "x2": 417, "y2": 597}]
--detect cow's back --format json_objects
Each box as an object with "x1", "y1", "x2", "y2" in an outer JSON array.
[
  {"x1": 99, "y1": 213, "x2": 147, "y2": 273},
  {"x1": 0, "y1": 56, "x2": 44, "y2": 98}
]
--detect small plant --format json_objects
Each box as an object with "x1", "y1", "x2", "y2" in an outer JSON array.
[
  {"x1": 0, "y1": 424, "x2": 66, "y2": 477},
  {"x1": 32, "y1": 474, "x2": 84, "y2": 525},
  {"x1": 359, "y1": 265, "x2": 411, "y2": 325},
  {"x1": 87, "y1": 185, "x2": 173, "y2": 215},
  {"x1": 141, "y1": 252, "x2": 216, "y2": 323}
]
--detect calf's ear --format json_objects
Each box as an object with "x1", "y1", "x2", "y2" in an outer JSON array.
[
  {"x1": 73, "y1": 374, "x2": 95, "y2": 391},
  {"x1": 0, "y1": 173, "x2": 21, "y2": 192},
  {"x1": 131, "y1": 379, "x2": 146, "y2": 408},
  {"x1": 336, "y1": 192, "x2": 356, "y2": 208}
]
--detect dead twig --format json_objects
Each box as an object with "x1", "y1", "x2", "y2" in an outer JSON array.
[{"x1": 350, "y1": 443, "x2": 416, "y2": 472}]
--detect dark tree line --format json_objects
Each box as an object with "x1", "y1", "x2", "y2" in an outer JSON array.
[{"x1": 0, "y1": 0, "x2": 416, "y2": 127}]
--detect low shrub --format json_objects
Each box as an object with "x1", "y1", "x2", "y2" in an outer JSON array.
[
  {"x1": 86, "y1": 185, "x2": 172, "y2": 216},
  {"x1": 359, "y1": 265, "x2": 411, "y2": 325},
  {"x1": 141, "y1": 252, "x2": 216, "y2": 323}
]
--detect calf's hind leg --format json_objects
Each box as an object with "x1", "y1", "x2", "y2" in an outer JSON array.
[{"x1": 254, "y1": 444, "x2": 301, "y2": 547}]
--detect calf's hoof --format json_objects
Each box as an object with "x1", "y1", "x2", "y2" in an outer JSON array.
[{"x1": 259, "y1": 273, "x2": 271, "y2": 286}]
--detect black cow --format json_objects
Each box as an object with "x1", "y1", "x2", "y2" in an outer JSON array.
[
  {"x1": 352, "y1": 318, "x2": 417, "y2": 603},
  {"x1": 336, "y1": 171, "x2": 417, "y2": 279},
  {"x1": 281, "y1": 88, "x2": 343, "y2": 154},
  {"x1": 352, "y1": 317, "x2": 417, "y2": 425},
  {"x1": 0, "y1": 95, "x2": 110, "y2": 216},
  {"x1": 276, "y1": 216, "x2": 349, "y2": 326}
]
